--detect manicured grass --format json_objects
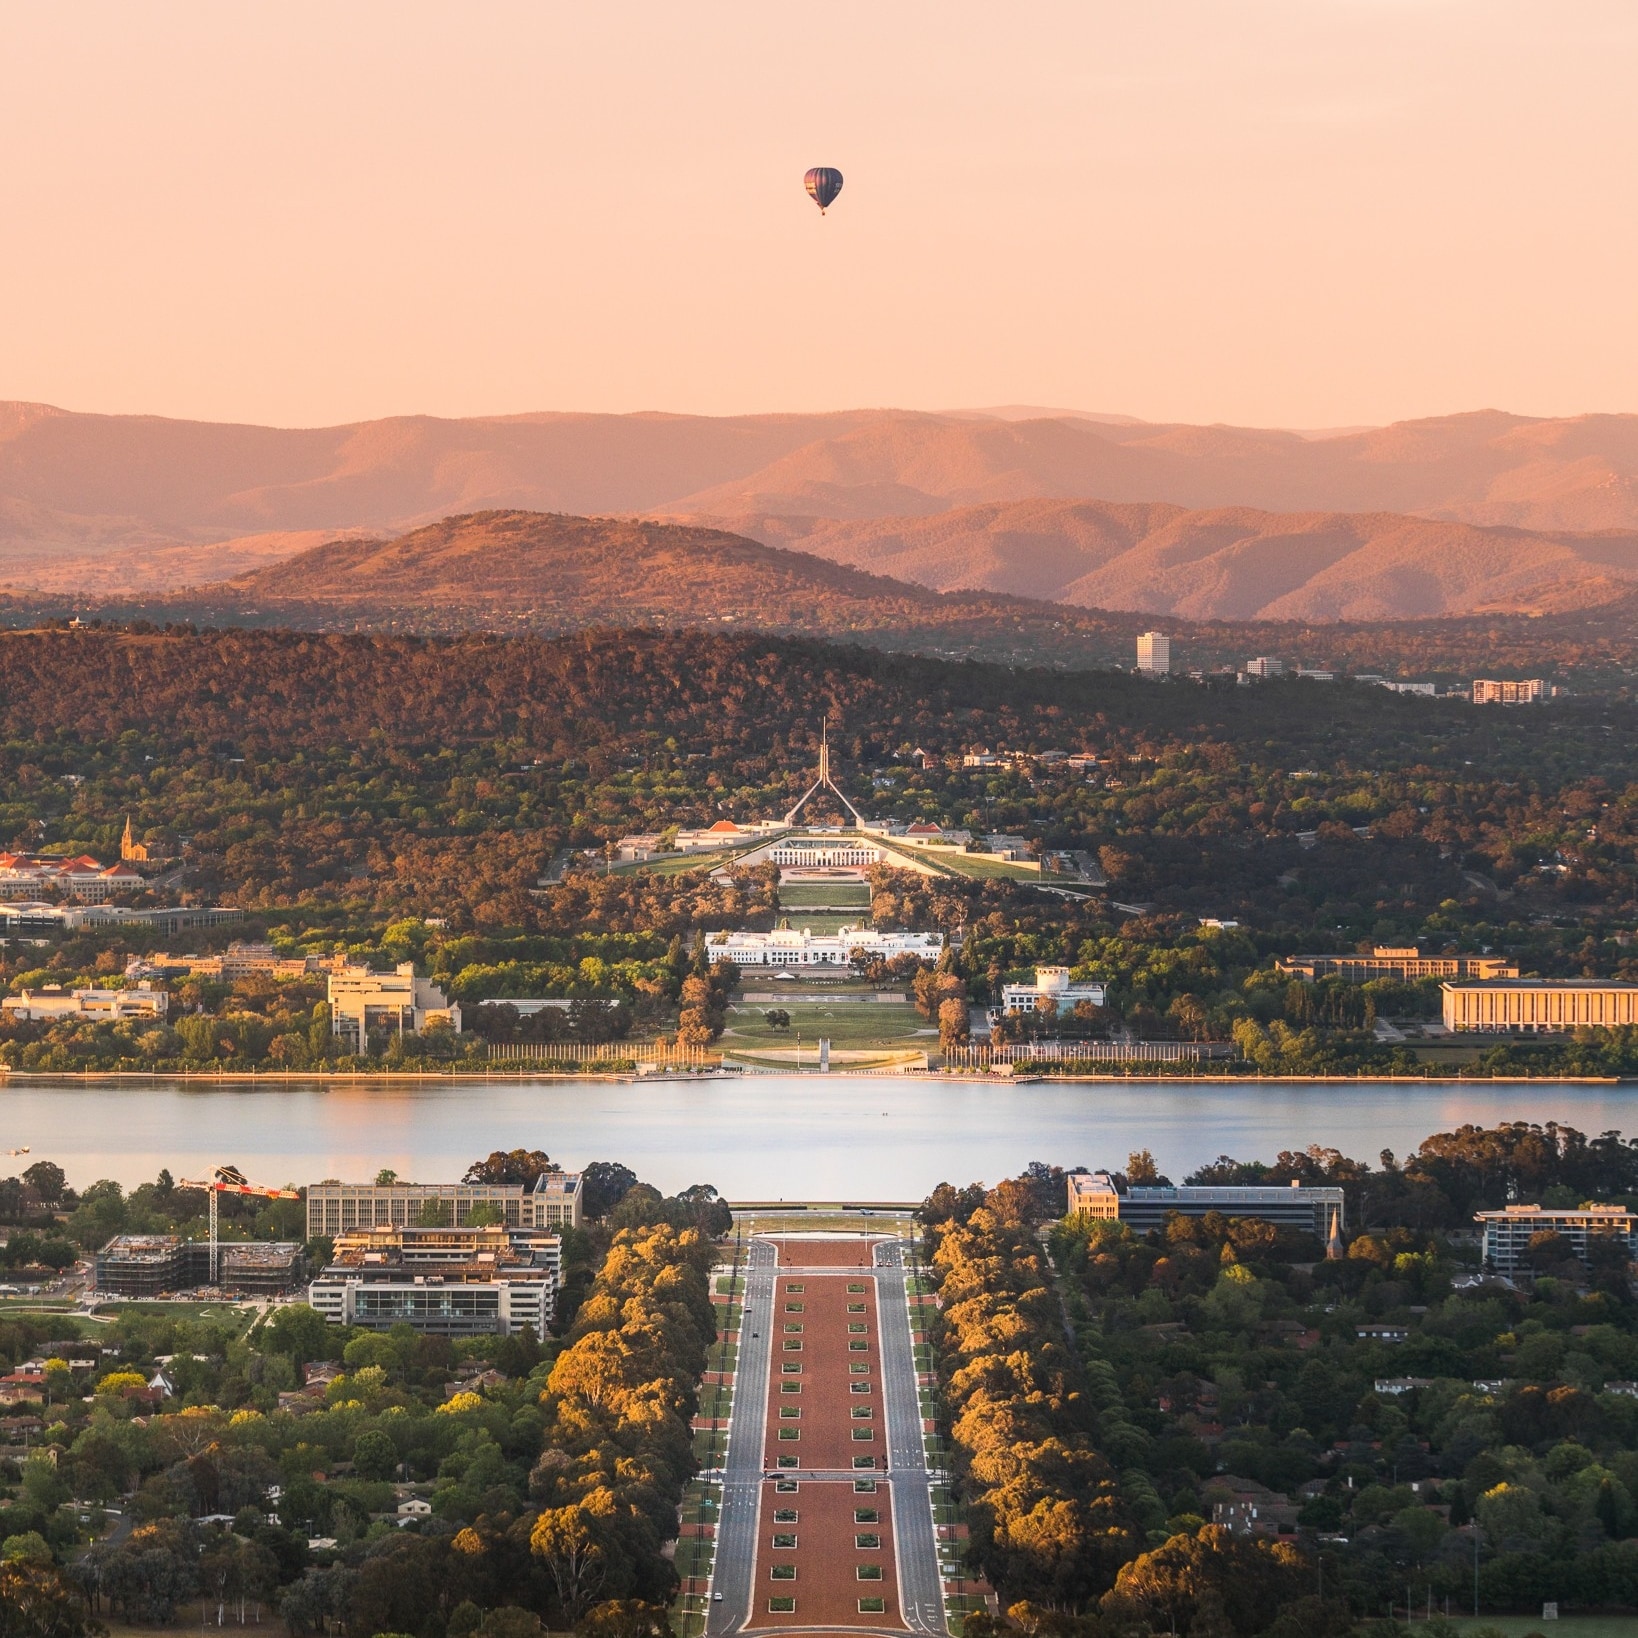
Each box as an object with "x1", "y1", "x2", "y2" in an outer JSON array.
[
  {"x1": 948, "y1": 1594, "x2": 993, "y2": 1634},
  {"x1": 679, "y1": 1478, "x2": 724, "y2": 1525},
  {"x1": 0, "y1": 1308, "x2": 104, "y2": 1337},
  {"x1": 673, "y1": 1533, "x2": 714, "y2": 1581},
  {"x1": 692, "y1": 1427, "x2": 730, "y2": 1466},
  {"x1": 697, "y1": 1384, "x2": 733, "y2": 1419},
  {"x1": 768, "y1": 911, "x2": 865, "y2": 936},
  {"x1": 777, "y1": 882, "x2": 871, "y2": 907},
  {"x1": 724, "y1": 1000, "x2": 929, "y2": 1051},
  {"x1": 726, "y1": 1049, "x2": 924, "y2": 1072},
  {"x1": 610, "y1": 850, "x2": 751, "y2": 877},
  {"x1": 873, "y1": 839, "x2": 1040, "y2": 881}
]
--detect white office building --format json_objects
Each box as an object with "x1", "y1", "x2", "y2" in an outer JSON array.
[
  {"x1": 327, "y1": 963, "x2": 462, "y2": 1049},
  {"x1": 3, "y1": 985, "x2": 169, "y2": 1023},
  {"x1": 1137, "y1": 632, "x2": 1172, "y2": 674},
  {"x1": 999, "y1": 967, "x2": 1106, "y2": 1016}
]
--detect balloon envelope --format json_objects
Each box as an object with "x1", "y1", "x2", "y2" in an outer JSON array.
[{"x1": 804, "y1": 167, "x2": 843, "y2": 212}]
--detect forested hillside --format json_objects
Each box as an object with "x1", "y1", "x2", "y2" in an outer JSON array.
[{"x1": 0, "y1": 625, "x2": 1636, "y2": 1075}]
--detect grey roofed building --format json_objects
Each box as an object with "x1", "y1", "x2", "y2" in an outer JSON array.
[{"x1": 1068, "y1": 1170, "x2": 1345, "y2": 1246}]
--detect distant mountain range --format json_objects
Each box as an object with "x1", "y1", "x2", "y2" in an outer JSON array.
[
  {"x1": 6, "y1": 400, "x2": 1638, "y2": 619},
  {"x1": 712, "y1": 501, "x2": 1638, "y2": 621}
]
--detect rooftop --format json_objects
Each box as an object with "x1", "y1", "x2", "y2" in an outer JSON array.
[{"x1": 1443, "y1": 979, "x2": 1638, "y2": 990}]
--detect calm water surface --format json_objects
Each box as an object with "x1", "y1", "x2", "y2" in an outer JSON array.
[{"x1": 1, "y1": 1076, "x2": 1634, "y2": 1197}]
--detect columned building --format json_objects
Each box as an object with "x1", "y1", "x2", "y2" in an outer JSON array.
[{"x1": 1442, "y1": 980, "x2": 1638, "y2": 1033}]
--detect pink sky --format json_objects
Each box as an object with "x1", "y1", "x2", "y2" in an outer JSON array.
[{"x1": 2, "y1": 1, "x2": 1635, "y2": 429}]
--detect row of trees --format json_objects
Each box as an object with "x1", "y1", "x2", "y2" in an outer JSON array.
[
  {"x1": 922, "y1": 1173, "x2": 1138, "y2": 1607},
  {"x1": 527, "y1": 1221, "x2": 717, "y2": 1620}
]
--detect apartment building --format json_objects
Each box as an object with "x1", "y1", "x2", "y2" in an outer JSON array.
[
  {"x1": 1475, "y1": 1203, "x2": 1636, "y2": 1276},
  {"x1": 306, "y1": 1171, "x2": 584, "y2": 1238},
  {"x1": 307, "y1": 1223, "x2": 561, "y2": 1336},
  {"x1": 1473, "y1": 678, "x2": 1547, "y2": 704},
  {"x1": 94, "y1": 1234, "x2": 304, "y2": 1296},
  {"x1": 0, "y1": 853, "x2": 144, "y2": 903}
]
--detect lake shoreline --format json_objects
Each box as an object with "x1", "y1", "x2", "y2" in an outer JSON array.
[
  {"x1": 7, "y1": 1072, "x2": 1635, "y2": 1198},
  {"x1": 0, "y1": 1068, "x2": 1625, "y2": 1085}
]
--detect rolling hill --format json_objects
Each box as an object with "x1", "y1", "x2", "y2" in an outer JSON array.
[
  {"x1": 219, "y1": 509, "x2": 989, "y2": 632},
  {"x1": 8, "y1": 400, "x2": 1638, "y2": 618},
  {"x1": 15, "y1": 507, "x2": 1638, "y2": 683},
  {"x1": 713, "y1": 500, "x2": 1638, "y2": 620}
]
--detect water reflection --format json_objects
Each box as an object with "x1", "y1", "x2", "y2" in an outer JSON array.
[{"x1": 0, "y1": 1075, "x2": 1632, "y2": 1197}]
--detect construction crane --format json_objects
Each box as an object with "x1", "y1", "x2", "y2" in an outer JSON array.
[{"x1": 179, "y1": 1165, "x2": 300, "y2": 1285}]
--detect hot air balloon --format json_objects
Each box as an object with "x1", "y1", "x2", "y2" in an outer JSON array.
[{"x1": 804, "y1": 167, "x2": 843, "y2": 215}]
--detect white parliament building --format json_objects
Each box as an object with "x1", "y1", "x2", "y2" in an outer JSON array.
[{"x1": 706, "y1": 924, "x2": 944, "y2": 968}]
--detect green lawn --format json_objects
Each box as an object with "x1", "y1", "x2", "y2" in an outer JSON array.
[
  {"x1": 771, "y1": 911, "x2": 866, "y2": 936},
  {"x1": 92, "y1": 1300, "x2": 258, "y2": 1327},
  {"x1": 723, "y1": 1000, "x2": 930, "y2": 1052},
  {"x1": 873, "y1": 838, "x2": 1041, "y2": 880},
  {"x1": 698, "y1": 1384, "x2": 733, "y2": 1419},
  {"x1": 0, "y1": 1305, "x2": 101, "y2": 1336},
  {"x1": 777, "y1": 882, "x2": 871, "y2": 908},
  {"x1": 672, "y1": 1533, "x2": 714, "y2": 1581},
  {"x1": 611, "y1": 849, "x2": 750, "y2": 877}
]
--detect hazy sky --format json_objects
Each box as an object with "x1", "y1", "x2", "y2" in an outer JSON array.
[{"x1": 3, "y1": 2, "x2": 1636, "y2": 429}]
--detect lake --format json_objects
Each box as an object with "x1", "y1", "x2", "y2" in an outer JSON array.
[{"x1": 2, "y1": 1075, "x2": 1635, "y2": 1198}]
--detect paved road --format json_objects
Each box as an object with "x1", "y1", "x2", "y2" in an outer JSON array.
[
  {"x1": 706, "y1": 1235, "x2": 946, "y2": 1637},
  {"x1": 875, "y1": 1240, "x2": 945, "y2": 1637},
  {"x1": 707, "y1": 1237, "x2": 776, "y2": 1636}
]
